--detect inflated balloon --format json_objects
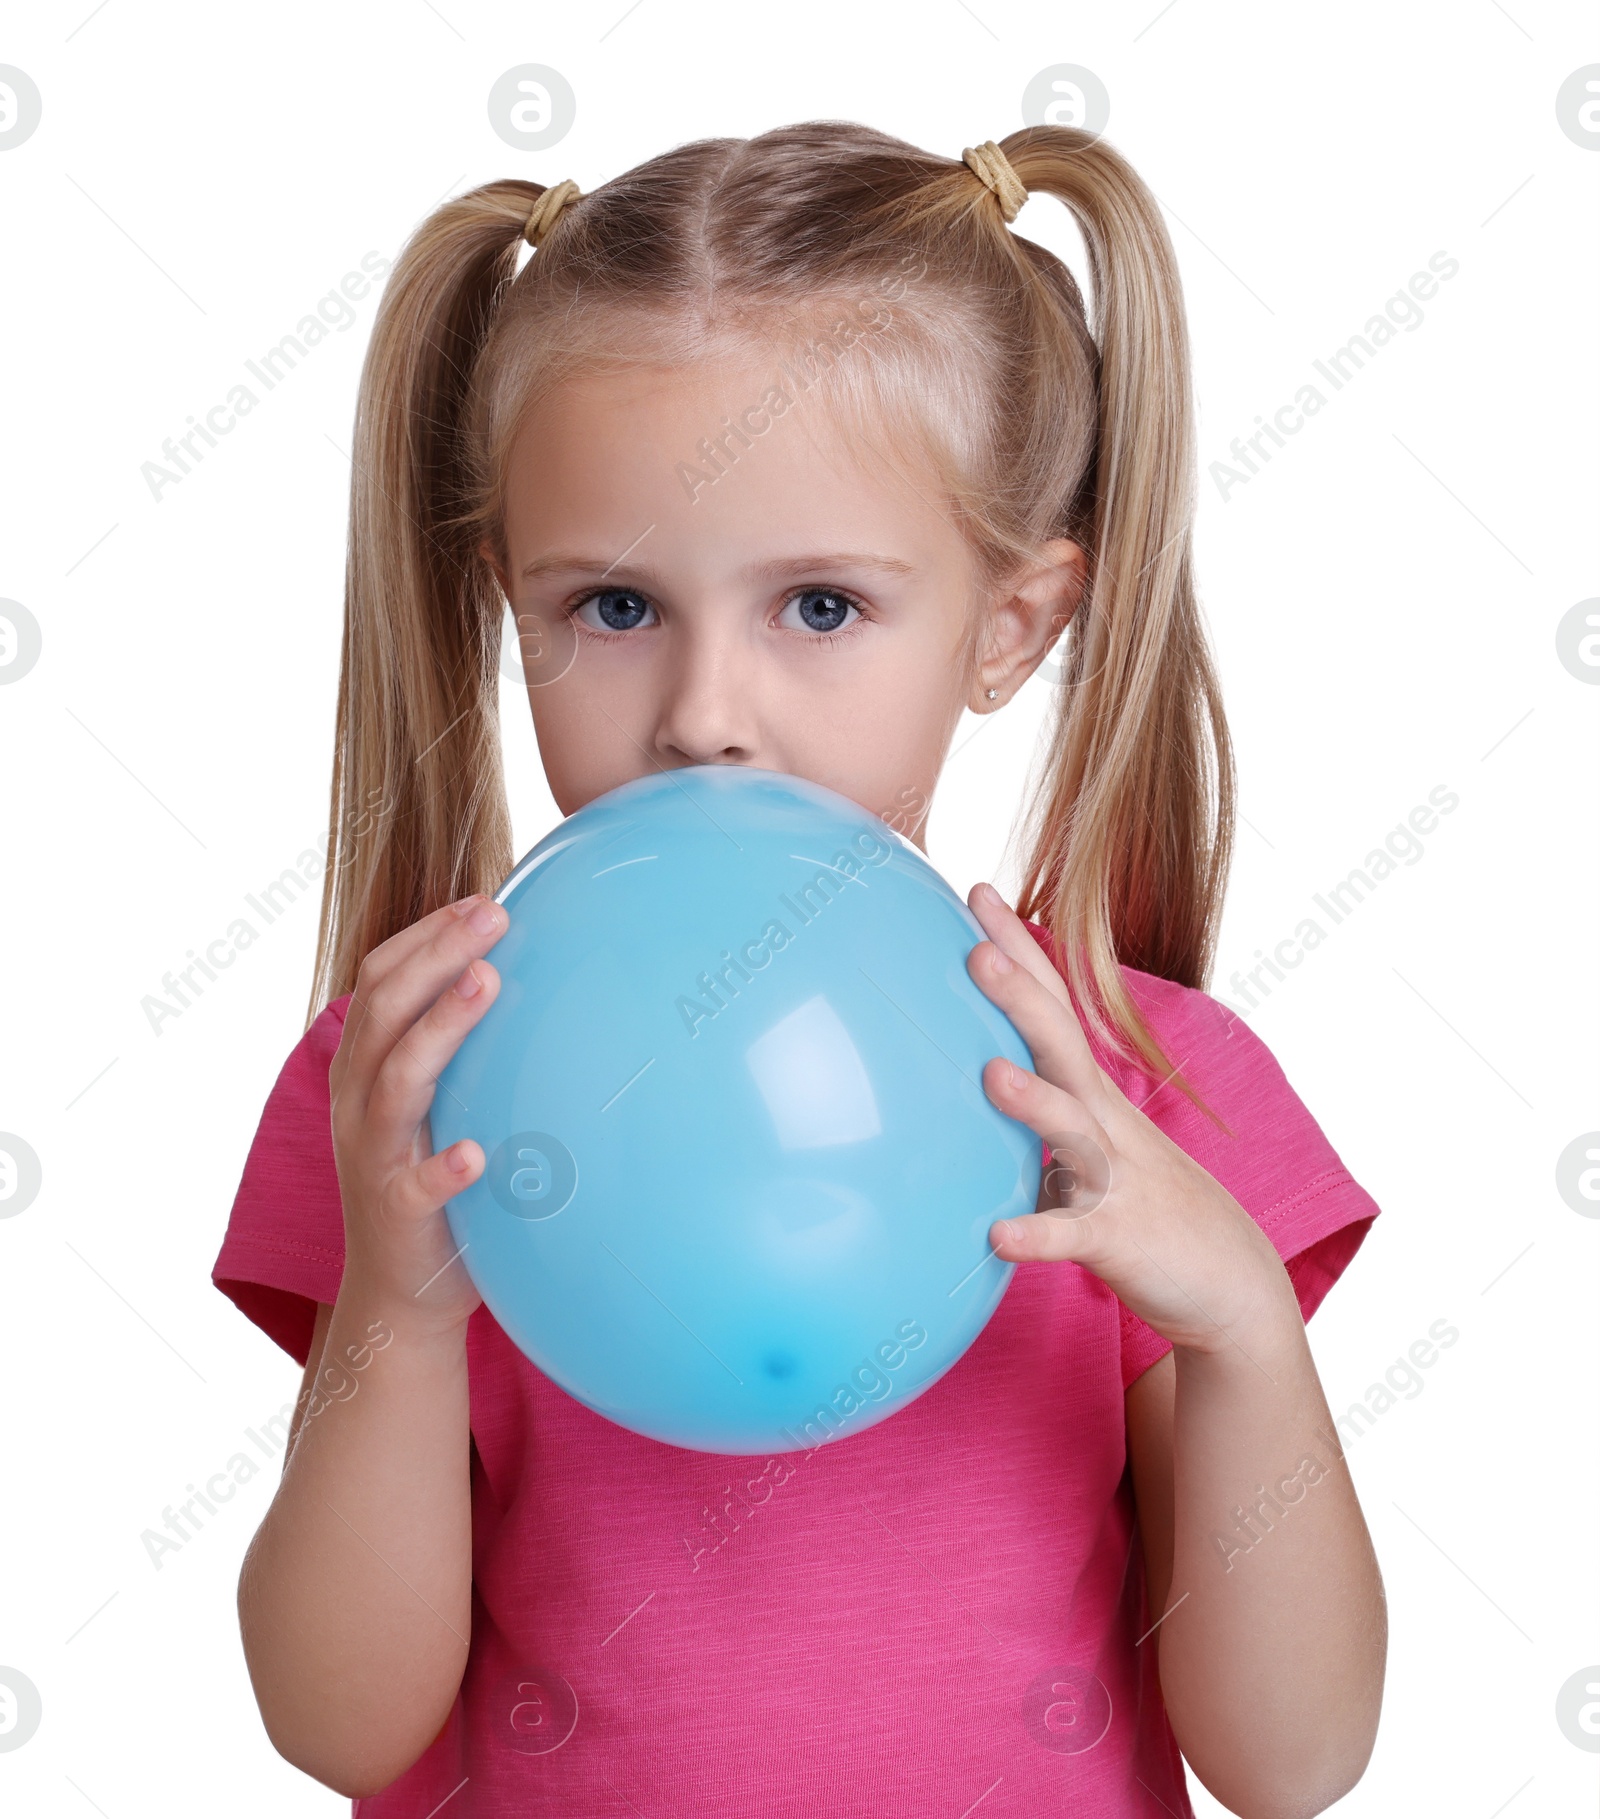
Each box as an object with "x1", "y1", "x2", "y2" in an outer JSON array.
[{"x1": 431, "y1": 764, "x2": 1041, "y2": 1454}]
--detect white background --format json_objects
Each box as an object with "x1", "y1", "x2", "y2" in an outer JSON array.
[{"x1": 1, "y1": 2, "x2": 1595, "y2": 1814}]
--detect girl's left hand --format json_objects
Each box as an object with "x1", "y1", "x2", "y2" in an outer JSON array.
[{"x1": 966, "y1": 882, "x2": 1301, "y2": 1355}]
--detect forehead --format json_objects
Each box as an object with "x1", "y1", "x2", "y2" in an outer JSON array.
[{"x1": 500, "y1": 361, "x2": 966, "y2": 572}]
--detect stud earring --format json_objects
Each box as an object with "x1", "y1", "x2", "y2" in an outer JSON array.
[{"x1": 985, "y1": 688, "x2": 998, "y2": 700}]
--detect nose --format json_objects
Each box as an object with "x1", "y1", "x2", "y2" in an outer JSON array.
[{"x1": 652, "y1": 622, "x2": 762, "y2": 768}]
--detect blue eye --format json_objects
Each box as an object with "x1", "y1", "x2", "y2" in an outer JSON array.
[
  {"x1": 780, "y1": 589, "x2": 860, "y2": 635},
  {"x1": 576, "y1": 590, "x2": 656, "y2": 633}
]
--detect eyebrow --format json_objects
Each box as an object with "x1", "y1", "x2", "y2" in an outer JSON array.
[{"x1": 519, "y1": 550, "x2": 919, "y2": 583}]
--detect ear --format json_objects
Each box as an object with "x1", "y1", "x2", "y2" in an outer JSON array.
[{"x1": 969, "y1": 538, "x2": 1087, "y2": 713}]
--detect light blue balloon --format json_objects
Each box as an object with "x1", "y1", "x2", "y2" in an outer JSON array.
[{"x1": 432, "y1": 764, "x2": 1040, "y2": 1454}]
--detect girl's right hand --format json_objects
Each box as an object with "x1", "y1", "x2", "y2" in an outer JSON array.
[{"x1": 327, "y1": 894, "x2": 507, "y2": 1334}]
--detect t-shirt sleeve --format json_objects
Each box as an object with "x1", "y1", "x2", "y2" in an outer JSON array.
[
  {"x1": 211, "y1": 995, "x2": 353, "y2": 1368},
  {"x1": 1020, "y1": 927, "x2": 1380, "y2": 1391},
  {"x1": 1110, "y1": 973, "x2": 1380, "y2": 1388}
]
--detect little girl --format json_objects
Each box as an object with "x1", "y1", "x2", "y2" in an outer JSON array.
[{"x1": 215, "y1": 122, "x2": 1386, "y2": 1816}]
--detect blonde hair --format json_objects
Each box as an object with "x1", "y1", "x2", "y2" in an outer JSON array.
[{"x1": 307, "y1": 121, "x2": 1234, "y2": 1100}]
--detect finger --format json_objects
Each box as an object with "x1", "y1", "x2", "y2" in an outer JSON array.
[
  {"x1": 338, "y1": 898, "x2": 508, "y2": 1116},
  {"x1": 989, "y1": 1205, "x2": 1106, "y2": 1266},
  {"x1": 387, "y1": 1136, "x2": 485, "y2": 1228},
  {"x1": 982, "y1": 1055, "x2": 1116, "y2": 1242},
  {"x1": 969, "y1": 938, "x2": 1115, "y2": 1120},
  {"x1": 982, "y1": 1055, "x2": 1112, "y2": 1168},
  {"x1": 373, "y1": 1141, "x2": 486, "y2": 1304},
  {"x1": 365, "y1": 958, "x2": 504, "y2": 1151},
  {"x1": 968, "y1": 883, "x2": 1121, "y2": 1108},
  {"x1": 339, "y1": 895, "x2": 501, "y2": 1060},
  {"x1": 967, "y1": 882, "x2": 1077, "y2": 1009}
]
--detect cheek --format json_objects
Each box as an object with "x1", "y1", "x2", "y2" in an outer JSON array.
[
  {"x1": 873, "y1": 623, "x2": 973, "y2": 732},
  {"x1": 525, "y1": 684, "x2": 638, "y2": 812},
  {"x1": 799, "y1": 631, "x2": 954, "y2": 726},
  {"x1": 776, "y1": 638, "x2": 962, "y2": 793}
]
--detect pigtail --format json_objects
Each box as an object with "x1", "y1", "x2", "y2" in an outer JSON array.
[
  {"x1": 1000, "y1": 128, "x2": 1236, "y2": 1099},
  {"x1": 305, "y1": 181, "x2": 555, "y2": 1027}
]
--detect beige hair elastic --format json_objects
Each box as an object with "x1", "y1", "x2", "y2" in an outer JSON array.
[
  {"x1": 523, "y1": 178, "x2": 583, "y2": 247},
  {"x1": 961, "y1": 140, "x2": 1027, "y2": 223}
]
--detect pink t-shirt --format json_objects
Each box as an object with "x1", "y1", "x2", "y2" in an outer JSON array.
[{"x1": 213, "y1": 922, "x2": 1379, "y2": 1817}]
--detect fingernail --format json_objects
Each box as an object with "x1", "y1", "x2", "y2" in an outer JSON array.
[
  {"x1": 446, "y1": 1142, "x2": 472, "y2": 1174},
  {"x1": 450, "y1": 894, "x2": 481, "y2": 917},
  {"x1": 1003, "y1": 1220, "x2": 1021, "y2": 1247},
  {"x1": 977, "y1": 882, "x2": 1003, "y2": 907},
  {"x1": 990, "y1": 945, "x2": 1014, "y2": 973},
  {"x1": 454, "y1": 962, "x2": 482, "y2": 998},
  {"x1": 468, "y1": 902, "x2": 501, "y2": 935}
]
